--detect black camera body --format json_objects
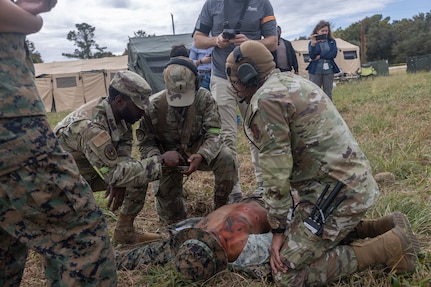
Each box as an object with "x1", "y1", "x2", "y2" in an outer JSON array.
[
  {"x1": 315, "y1": 34, "x2": 327, "y2": 41},
  {"x1": 222, "y1": 29, "x2": 237, "y2": 39}
]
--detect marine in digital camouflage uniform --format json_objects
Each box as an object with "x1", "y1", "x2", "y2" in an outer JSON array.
[
  {"x1": 0, "y1": 0, "x2": 117, "y2": 285},
  {"x1": 225, "y1": 41, "x2": 419, "y2": 286},
  {"x1": 136, "y1": 57, "x2": 238, "y2": 224},
  {"x1": 54, "y1": 70, "x2": 175, "y2": 245},
  {"x1": 115, "y1": 198, "x2": 273, "y2": 280}
]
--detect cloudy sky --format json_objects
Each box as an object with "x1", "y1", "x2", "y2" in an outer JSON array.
[{"x1": 27, "y1": 0, "x2": 428, "y2": 63}]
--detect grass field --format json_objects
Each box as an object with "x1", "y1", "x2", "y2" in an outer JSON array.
[{"x1": 21, "y1": 71, "x2": 431, "y2": 286}]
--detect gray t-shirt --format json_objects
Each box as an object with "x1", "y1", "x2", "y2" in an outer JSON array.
[{"x1": 194, "y1": 0, "x2": 277, "y2": 79}]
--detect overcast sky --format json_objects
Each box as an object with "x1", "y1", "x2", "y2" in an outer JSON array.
[{"x1": 27, "y1": 0, "x2": 429, "y2": 63}]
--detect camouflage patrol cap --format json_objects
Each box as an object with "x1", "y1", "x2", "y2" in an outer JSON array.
[
  {"x1": 174, "y1": 228, "x2": 227, "y2": 281},
  {"x1": 226, "y1": 40, "x2": 275, "y2": 84},
  {"x1": 164, "y1": 56, "x2": 197, "y2": 107},
  {"x1": 110, "y1": 70, "x2": 152, "y2": 110}
]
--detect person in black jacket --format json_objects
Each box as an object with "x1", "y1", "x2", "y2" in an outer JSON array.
[{"x1": 272, "y1": 26, "x2": 299, "y2": 74}]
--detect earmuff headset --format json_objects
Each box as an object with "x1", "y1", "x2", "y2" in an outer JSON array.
[
  {"x1": 165, "y1": 58, "x2": 201, "y2": 91},
  {"x1": 232, "y1": 46, "x2": 259, "y2": 87}
]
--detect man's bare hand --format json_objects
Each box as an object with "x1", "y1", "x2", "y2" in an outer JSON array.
[
  {"x1": 161, "y1": 150, "x2": 186, "y2": 168},
  {"x1": 104, "y1": 185, "x2": 126, "y2": 211},
  {"x1": 181, "y1": 153, "x2": 202, "y2": 176},
  {"x1": 270, "y1": 233, "x2": 289, "y2": 274}
]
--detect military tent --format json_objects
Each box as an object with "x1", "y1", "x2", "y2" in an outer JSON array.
[
  {"x1": 128, "y1": 33, "x2": 194, "y2": 93},
  {"x1": 291, "y1": 38, "x2": 360, "y2": 77},
  {"x1": 34, "y1": 55, "x2": 128, "y2": 112}
]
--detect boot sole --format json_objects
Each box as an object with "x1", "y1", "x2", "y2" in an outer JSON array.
[
  {"x1": 391, "y1": 212, "x2": 421, "y2": 272},
  {"x1": 392, "y1": 212, "x2": 421, "y2": 254}
]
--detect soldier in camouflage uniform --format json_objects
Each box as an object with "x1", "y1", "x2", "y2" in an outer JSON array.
[
  {"x1": 0, "y1": 0, "x2": 118, "y2": 286},
  {"x1": 136, "y1": 56, "x2": 238, "y2": 224},
  {"x1": 225, "y1": 41, "x2": 420, "y2": 286},
  {"x1": 115, "y1": 198, "x2": 273, "y2": 280},
  {"x1": 54, "y1": 70, "x2": 182, "y2": 245}
]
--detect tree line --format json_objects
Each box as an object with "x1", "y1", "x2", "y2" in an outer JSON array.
[
  {"x1": 30, "y1": 10, "x2": 431, "y2": 65},
  {"x1": 332, "y1": 11, "x2": 431, "y2": 64}
]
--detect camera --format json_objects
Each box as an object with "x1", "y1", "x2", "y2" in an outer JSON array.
[
  {"x1": 222, "y1": 29, "x2": 237, "y2": 39},
  {"x1": 315, "y1": 34, "x2": 327, "y2": 41}
]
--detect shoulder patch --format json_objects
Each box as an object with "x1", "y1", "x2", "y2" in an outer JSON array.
[
  {"x1": 136, "y1": 129, "x2": 145, "y2": 142},
  {"x1": 91, "y1": 131, "x2": 111, "y2": 147},
  {"x1": 250, "y1": 123, "x2": 262, "y2": 142},
  {"x1": 104, "y1": 144, "x2": 118, "y2": 161}
]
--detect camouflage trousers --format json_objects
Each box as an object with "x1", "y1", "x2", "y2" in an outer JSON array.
[
  {"x1": 154, "y1": 146, "x2": 238, "y2": 224},
  {"x1": 274, "y1": 206, "x2": 364, "y2": 286},
  {"x1": 0, "y1": 116, "x2": 117, "y2": 286}
]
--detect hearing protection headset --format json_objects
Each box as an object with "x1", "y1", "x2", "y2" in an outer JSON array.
[
  {"x1": 232, "y1": 45, "x2": 259, "y2": 87},
  {"x1": 165, "y1": 57, "x2": 201, "y2": 91}
]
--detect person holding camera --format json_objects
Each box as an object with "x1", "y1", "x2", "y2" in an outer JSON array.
[
  {"x1": 192, "y1": 0, "x2": 278, "y2": 201},
  {"x1": 189, "y1": 43, "x2": 213, "y2": 90},
  {"x1": 306, "y1": 20, "x2": 340, "y2": 101}
]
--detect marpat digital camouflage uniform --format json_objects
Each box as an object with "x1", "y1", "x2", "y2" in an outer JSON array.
[
  {"x1": 115, "y1": 214, "x2": 273, "y2": 280},
  {"x1": 244, "y1": 70, "x2": 380, "y2": 286},
  {"x1": 0, "y1": 33, "x2": 117, "y2": 286},
  {"x1": 54, "y1": 97, "x2": 162, "y2": 216},
  {"x1": 137, "y1": 88, "x2": 238, "y2": 224}
]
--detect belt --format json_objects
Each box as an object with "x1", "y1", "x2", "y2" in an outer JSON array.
[{"x1": 198, "y1": 70, "x2": 211, "y2": 74}]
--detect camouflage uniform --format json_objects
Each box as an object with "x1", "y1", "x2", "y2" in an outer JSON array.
[
  {"x1": 54, "y1": 97, "x2": 162, "y2": 216},
  {"x1": 137, "y1": 88, "x2": 238, "y2": 224},
  {"x1": 244, "y1": 70, "x2": 380, "y2": 286},
  {"x1": 0, "y1": 33, "x2": 117, "y2": 286},
  {"x1": 115, "y1": 217, "x2": 273, "y2": 279}
]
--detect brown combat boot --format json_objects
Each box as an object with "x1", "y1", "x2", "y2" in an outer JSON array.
[
  {"x1": 355, "y1": 211, "x2": 409, "y2": 238},
  {"x1": 113, "y1": 213, "x2": 162, "y2": 245},
  {"x1": 351, "y1": 224, "x2": 420, "y2": 273}
]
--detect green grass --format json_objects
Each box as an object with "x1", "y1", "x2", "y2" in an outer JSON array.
[{"x1": 44, "y1": 71, "x2": 431, "y2": 287}]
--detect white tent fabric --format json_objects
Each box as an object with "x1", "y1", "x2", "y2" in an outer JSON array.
[
  {"x1": 34, "y1": 56, "x2": 128, "y2": 112},
  {"x1": 291, "y1": 38, "x2": 361, "y2": 77}
]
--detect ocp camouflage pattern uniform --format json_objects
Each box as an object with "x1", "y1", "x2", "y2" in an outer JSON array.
[
  {"x1": 137, "y1": 88, "x2": 238, "y2": 224},
  {"x1": 0, "y1": 33, "x2": 117, "y2": 285},
  {"x1": 245, "y1": 70, "x2": 380, "y2": 286},
  {"x1": 54, "y1": 97, "x2": 162, "y2": 215}
]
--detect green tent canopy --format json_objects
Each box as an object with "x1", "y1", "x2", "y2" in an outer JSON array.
[{"x1": 128, "y1": 33, "x2": 194, "y2": 93}]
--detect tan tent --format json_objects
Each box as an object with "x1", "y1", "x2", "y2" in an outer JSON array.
[
  {"x1": 34, "y1": 56, "x2": 128, "y2": 112},
  {"x1": 291, "y1": 38, "x2": 360, "y2": 77}
]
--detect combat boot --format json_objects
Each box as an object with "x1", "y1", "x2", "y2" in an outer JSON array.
[
  {"x1": 355, "y1": 211, "x2": 409, "y2": 238},
  {"x1": 113, "y1": 213, "x2": 162, "y2": 245},
  {"x1": 351, "y1": 225, "x2": 420, "y2": 273}
]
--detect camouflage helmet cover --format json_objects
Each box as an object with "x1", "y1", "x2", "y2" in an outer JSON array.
[{"x1": 174, "y1": 228, "x2": 227, "y2": 281}]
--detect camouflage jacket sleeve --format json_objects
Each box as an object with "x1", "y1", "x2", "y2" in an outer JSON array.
[
  {"x1": 246, "y1": 99, "x2": 293, "y2": 231},
  {"x1": 195, "y1": 89, "x2": 223, "y2": 164},
  {"x1": 75, "y1": 120, "x2": 162, "y2": 187}
]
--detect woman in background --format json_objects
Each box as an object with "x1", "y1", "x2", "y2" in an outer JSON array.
[{"x1": 306, "y1": 20, "x2": 340, "y2": 101}]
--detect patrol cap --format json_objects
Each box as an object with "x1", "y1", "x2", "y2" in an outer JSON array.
[
  {"x1": 226, "y1": 40, "x2": 275, "y2": 84},
  {"x1": 110, "y1": 70, "x2": 152, "y2": 110},
  {"x1": 174, "y1": 228, "x2": 227, "y2": 281},
  {"x1": 164, "y1": 57, "x2": 197, "y2": 107}
]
